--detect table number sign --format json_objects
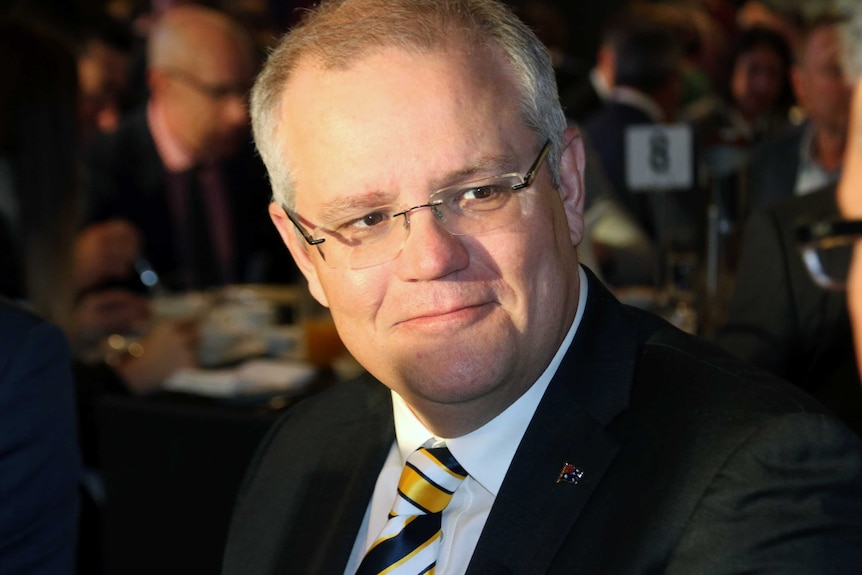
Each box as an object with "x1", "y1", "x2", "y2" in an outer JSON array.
[{"x1": 625, "y1": 124, "x2": 693, "y2": 192}]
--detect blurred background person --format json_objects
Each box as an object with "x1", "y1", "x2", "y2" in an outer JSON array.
[
  {"x1": 584, "y1": 5, "x2": 685, "y2": 207},
  {"x1": 714, "y1": 10, "x2": 862, "y2": 435},
  {"x1": 0, "y1": 20, "x2": 82, "y2": 575},
  {"x1": 75, "y1": 7, "x2": 136, "y2": 143},
  {"x1": 562, "y1": 26, "x2": 615, "y2": 124},
  {"x1": 686, "y1": 24, "x2": 795, "y2": 288},
  {"x1": 81, "y1": 3, "x2": 295, "y2": 293},
  {"x1": 584, "y1": 4, "x2": 707, "y2": 288},
  {"x1": 0, "y1": 16, "x2": 81, "y2": 333},
  {"x1": 687, "y1": 25, "x2": 794, "y2": 151},
  {"x1": 0, "y1": 2, "x2": 199, "y2": 393},
  {"x1": 584, "y1": 6, "x2": 684, "y2": 241},
  {"x1": 0, "y1": 12, "x2": 198, "y2": 573},
  {"x1": 746, "y1": 13, "x2": 853, "y2": 212},
  {"x1": 516, "y1": 0, "x2": 615, "y2": 124},
  {"x1": 0, "y1": 298, "x2": 81, "y2": 575},
  {"x1": 513, "y1": 0, "x2": 657, "y2": 287},
  {"x1": 736, "y1": 0, "x2": 805, "y2": 54}
]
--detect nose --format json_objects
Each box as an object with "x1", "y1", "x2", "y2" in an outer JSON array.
[{"x1": 396, "y1": 206, "x2": 469, "y2": 280}]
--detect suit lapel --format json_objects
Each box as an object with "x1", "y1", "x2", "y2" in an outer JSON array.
[{"x1": 467, "y1": 271, "x2": 648, "y2": 574}]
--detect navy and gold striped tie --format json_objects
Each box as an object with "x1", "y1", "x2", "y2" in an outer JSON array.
[{"x1": 356, "y1": 445, "x2": 467, "y2": 575}]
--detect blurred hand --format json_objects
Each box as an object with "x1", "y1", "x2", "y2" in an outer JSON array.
[
  {"x1": 113, "y1": 319, "x2": 199, "y2": 394},
  {"x1": 73, "y1": 289, "x2": 150, "y2": 346},
  {"x1": 74, "y1": 219, "x2": 142, "y2": 291}
]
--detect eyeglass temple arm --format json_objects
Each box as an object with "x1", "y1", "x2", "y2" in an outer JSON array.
[
  {"x1": 512, "y1": 139, "x2": 551, "y2": 190},
  {"x1": 286, "y1": 210, "x2": 326, "y2": 246}
]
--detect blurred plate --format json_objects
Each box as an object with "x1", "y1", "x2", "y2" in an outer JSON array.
[{"x1": 163, "y1": 358, "x2": 316, "y2": 398}]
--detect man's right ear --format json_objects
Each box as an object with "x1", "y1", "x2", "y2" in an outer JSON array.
[
  {"x1": 270, "y1": 203, "x2": 331, "y2": 307},
  {"x1": 269, "y1": 202, "x2": 318, "y2": 282}
]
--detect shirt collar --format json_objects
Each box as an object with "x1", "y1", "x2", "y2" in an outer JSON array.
[
  {"x1": 392, "y1": 266, "x2": 589, "y2": 495},
  {"x1": 797, "y1": 121, "x2": 842, "y2": 194},
  {"x1": 590, "y1": 67, "x2": 613, "y2": 100},
  {"x1": 147, "y1": 98, "x2": 196, "y2": 173},
  {"x1": 799, "y1": 121, "x2": 816, "y2": 166},
  {"x1": 609, "y1": 87, "x2": 665, "y2": 123}
]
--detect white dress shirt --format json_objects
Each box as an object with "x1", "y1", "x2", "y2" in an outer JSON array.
[
  {"x1": 344, "y1": 267, "x2": 589, "y2": 574},
  {"x1": 796, "y1": 123, "x2": 842, "y2": 196},
  {"x1": 609, "y1": 86, "x2": 666, "y2": 123}
]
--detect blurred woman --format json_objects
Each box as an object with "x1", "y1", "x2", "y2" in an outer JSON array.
[
  {"x1": 0, "y1": 15, "x2": 196, "y2": 573},
  {"x1": 688, "y1": 25, "x2": 795, "y2": 149},
  {"x1": 0, "y1": 18, "x2": 81, "y2": 330},
  {"x1": 0, "y1": 18, "x2": 84, "y2": 575}
]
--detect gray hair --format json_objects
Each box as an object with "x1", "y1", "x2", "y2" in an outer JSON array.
[
  {"x1": 836, "y1": 0, "x2": 862, "y2": 79},
  {"x1": 250, "y1": 0, "x2": 567, "y2": 210}
]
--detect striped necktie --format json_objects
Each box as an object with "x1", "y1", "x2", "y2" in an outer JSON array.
[{"x1": 356, "y1": 445, "x2": 467, "y2": 575}]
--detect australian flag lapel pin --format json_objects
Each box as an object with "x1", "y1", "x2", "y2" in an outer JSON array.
[{"x1": 556, "y1": 462, "x2": 584, "y2": 485}]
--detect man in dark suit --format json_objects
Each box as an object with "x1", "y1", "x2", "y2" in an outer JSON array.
[
  {"x1": 583, "y1": 6, "x2": 704, "y2": 255},
  {"x1": 0, "y1": 300, "x2": 81, "y2": 574},
  {"x1": 223, "y1": 1, "x2": 862, "y2": 573},
  {"x1": 716, "y1": 185, "x2": 862, "y2": 436},
  {"x1": 83, "y1": 5, "x2": 294, "y2": 292}
]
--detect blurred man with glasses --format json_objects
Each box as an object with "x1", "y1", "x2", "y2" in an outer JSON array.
[
  {"x1": 223, "y1": 1, "x2": 862, "y2": 573},
  {"x1": 80, "y1": 4, "x2": 294, "y2": 293}
]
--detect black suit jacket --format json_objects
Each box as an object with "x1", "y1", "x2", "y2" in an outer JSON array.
[
  {"x1": 716, "y1": 186, "x2": 862, "y2": 435},
  {"x1": 746, "y1": 122, "x2": 805, "y2": 212},
  {"x1": 223, "y1": 270, "x2": 862, "y2": 574},
  {"x1": 85, "y1": 108, "x2": 296, "y2": 290}
]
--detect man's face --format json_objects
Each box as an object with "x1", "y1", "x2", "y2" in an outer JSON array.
[
  {"x1": 271, "y1": 46, "x2": 585, "y2": 435},
  {"x1": 78, "y1": 39, "x2": 130, "y2": 137},
  {"x1": 157, "y1": 32, "x2": 254, "y2": 161},
  {"x1": 794, "y1": 26, "x2": 853, "y2": 135}
]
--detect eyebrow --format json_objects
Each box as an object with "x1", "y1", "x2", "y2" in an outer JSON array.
[
  {"x1": 433, "y1": 153, "x2": 519, "y2": 189},
  {"x1": 316, "y1": 191, "x2": 397, "y2": 222},
  {"x1": 313, "y1": 151, "x2": 520, "y2": 222}
]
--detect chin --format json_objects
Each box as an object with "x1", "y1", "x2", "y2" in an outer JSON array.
[{"x1": 402, "y1": 348, "x2": 513, "y2": 400}]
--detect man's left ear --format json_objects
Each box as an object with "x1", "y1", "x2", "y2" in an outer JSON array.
[{"x1": 557, "y1": 125, "x2": 586, "y2": 246}]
